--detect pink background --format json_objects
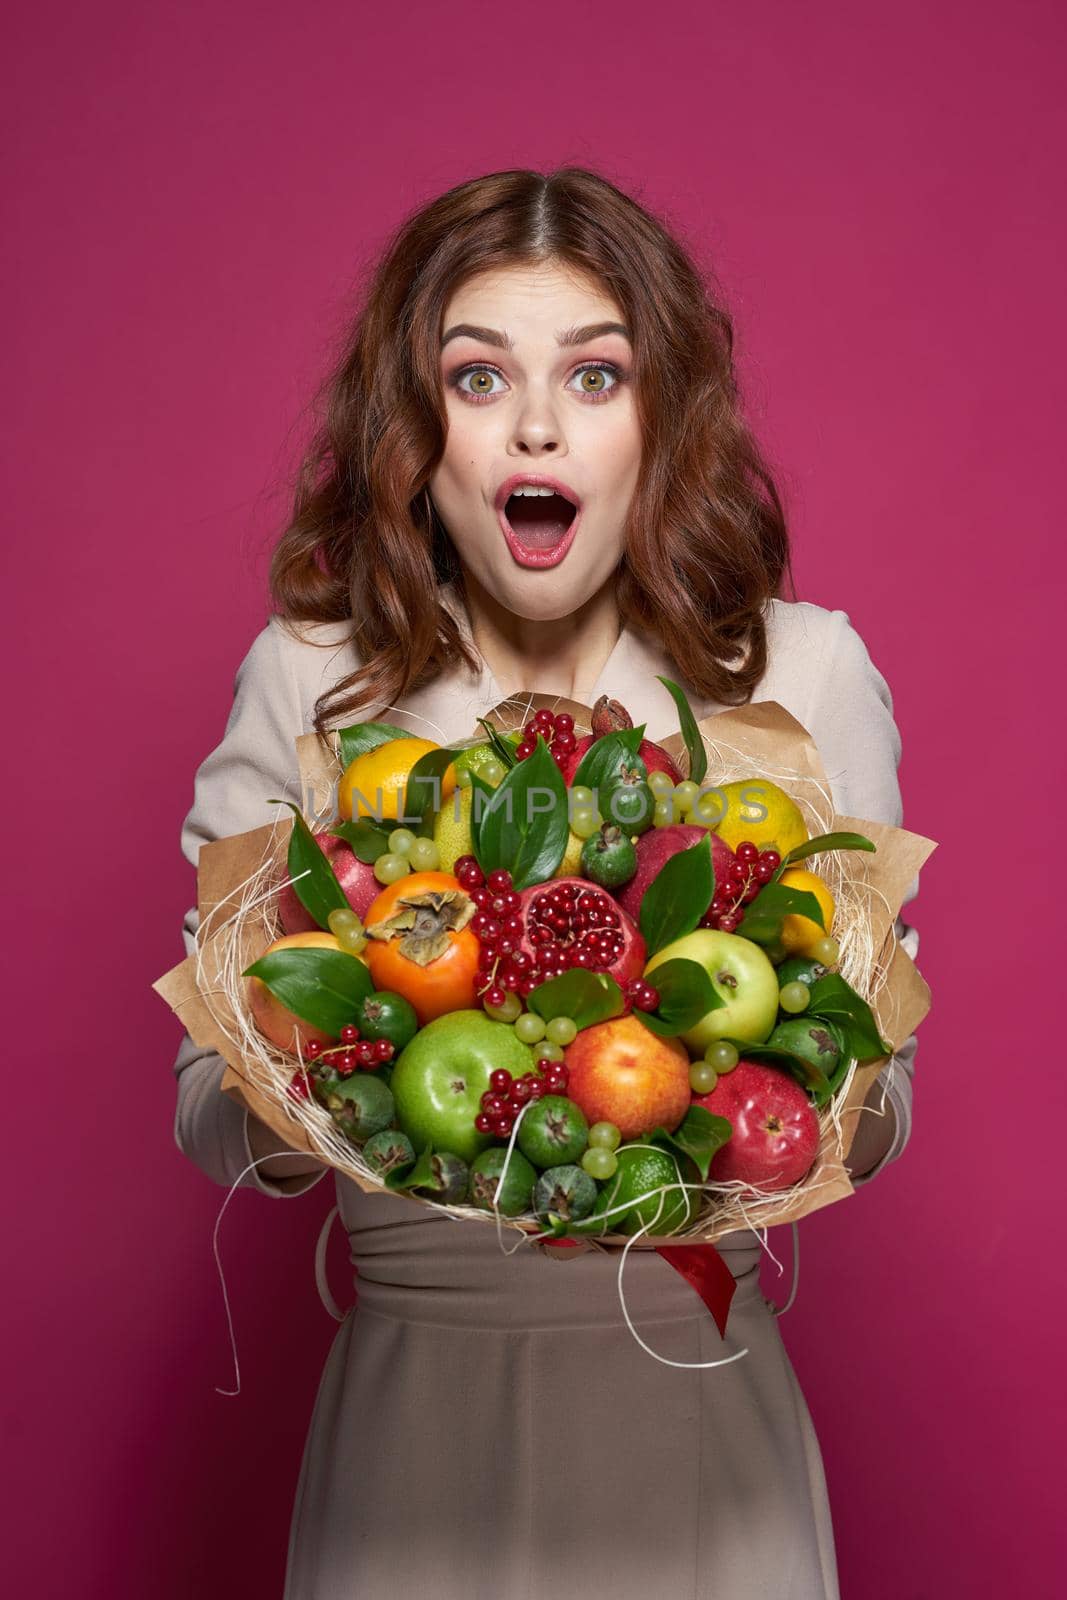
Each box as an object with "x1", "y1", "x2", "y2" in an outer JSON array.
[{"x1": 6, "y1": 1, "x2": 1062, "y2": 1593}]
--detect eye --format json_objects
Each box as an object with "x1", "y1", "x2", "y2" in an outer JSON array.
[
  {"x1": 566, "y1": 362, "x2": 623, "y2": 401},
  {"x1": 448, "y1": 359, "x2": 627, "y2": 405}
]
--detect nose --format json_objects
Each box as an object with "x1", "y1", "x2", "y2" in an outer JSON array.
[{"x1": 507, "y1": 383, "x2": 566, "y2": 456}]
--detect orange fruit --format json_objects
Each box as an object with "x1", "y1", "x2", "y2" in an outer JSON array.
[{"x1": 362, "y1": 870, "x2": 480, "y2": 1025}]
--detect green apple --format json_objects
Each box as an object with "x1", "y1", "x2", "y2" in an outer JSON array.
[
  {"x1": 389, "y1": 1009, "x2": 537, "y2": 1163},
  {"x1": 644, "y1": 928, "x2": 779, "y2": 1055}
]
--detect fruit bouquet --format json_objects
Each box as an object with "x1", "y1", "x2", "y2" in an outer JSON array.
[{"x1": 155, "y1": 683, "x2": 934, "y2": 1329}]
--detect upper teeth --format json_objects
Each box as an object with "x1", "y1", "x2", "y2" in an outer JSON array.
[{"x1": 510, "y1": 485, "x2": 560, "y2": 497}]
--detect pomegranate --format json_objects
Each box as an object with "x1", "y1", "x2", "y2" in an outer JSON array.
[
  {"x1": 613, "y1": 824, "x2": 736, "y2": 924},
  {"x1": 558, "y1": 695, "x2": 683, "y2": 787},
  {"x1": 278, "y1": 832, "x2": 382, "y2": 934},
  {"x1": 516, "y1": 877, "x2": 646, "y2": 989}
]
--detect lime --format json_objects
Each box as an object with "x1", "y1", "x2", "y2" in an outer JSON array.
[
  {"x1": 595, "y1": 1143, "x2": 698, "y2": 1236},
  {"x1": 768, "y1": 1018, "x2": 844, "y2": 1077}
]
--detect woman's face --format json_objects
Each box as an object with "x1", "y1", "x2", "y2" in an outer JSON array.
[{"x1": 428, "y1": 258, "x2": 641, "y2": 620}]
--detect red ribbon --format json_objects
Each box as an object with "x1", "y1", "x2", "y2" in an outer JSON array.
[{"x1": 654, "y1": 1243, "x2": 737, "y2": 1338}]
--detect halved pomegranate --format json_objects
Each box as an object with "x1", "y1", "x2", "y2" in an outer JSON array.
[{"x1": 516, "y1": 876, "x2": 646, "y2": 990}]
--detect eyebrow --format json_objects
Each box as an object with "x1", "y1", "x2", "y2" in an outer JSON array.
[{"x1": 440, "y1": 320, "x2": 631, "y2": 351}]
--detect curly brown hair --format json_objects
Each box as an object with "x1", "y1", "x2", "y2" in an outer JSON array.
[{"x1": 268, "y1": 165, "x2": 797, "y2": 737}]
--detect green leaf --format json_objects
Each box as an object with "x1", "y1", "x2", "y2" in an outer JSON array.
[
  {"x1": 572, "y1": 727, "x2": 647, "y2": 796},
  {"x1": 782, "y1": 831, "x2": 877, "y2": 867},
  {"x1": 470, "y1": 735, "x2": 569, "y2": 891},
  {"x1": 267, "y1": 801, "x2": 349, "y2": 931},
  {"x1": 735, "y1": 883, "x2": 826, "y2": 946},
  {"x1": 805, "y1": 973, "x2": 891, "y2": 1062},
  {"x1": 403, "y1": 746, "x2": 463, "y2": 837},
  {"x1": 327, "y1": 816, "x2": 391, "y2": 864},
  {"x1": 383, "y1": 1143, "x2": 434, "y2": 1191},
  {"x1": 638, "y1": 834, "x2": 716, "y2": 956},
  {"x1": 337, "y1": 721, "x2": 414, "y2": 772},
  {"x1": 474, "y1": 718, "x2": 521, "y2": 770},
  {"x1": 242, "y1": 946, "x2": 374, "y2": 1035},
  {"x1": 649, "y1": 1104, "x2": 732, "y2": 1181},
  {"x1": 526, "y1": 970, "x2": 626, "y2": 1030},
  {"x1": 719, "y1": 1038, "x2": 834, "y2": 1105},
  {"x1": 656, "y1": 675, "x2": 707, "y2": 784},
  {"x1": 634, "y1": 957, "x2": 722, "y2": 1037}
]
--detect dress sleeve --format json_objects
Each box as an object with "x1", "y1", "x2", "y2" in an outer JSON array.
[
  {"x1": 802, "y1": 608, "x2": 922, "y2": 1188},
  {"x1": 171, "y1": 616, "x2": 329, "y2": 1199}
]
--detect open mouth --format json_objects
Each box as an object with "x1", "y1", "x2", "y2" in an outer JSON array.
[{"x1": 503, "y1": 490, "x2": 578, "y2": 551}]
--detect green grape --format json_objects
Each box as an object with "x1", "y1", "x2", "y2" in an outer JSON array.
[
  {"x1": 570, "y1": 785, "x2": 595, "y2": 808},
  {"x1": 588, "y1": 1121, "x2": 621, "y2": 1151},
  {"x1": 705, "y1": 1039, "x2": 739, "y2": 1072},
  {"x1": 810, "y1": 935, "x2": 840, "y2": 965},
  {"x1": 653, "y1": 798, "x2": 677, "y2": 828},
  {"x1": 646, "y1": 769, "x2": 675, "y2": 798},
  {"x1": 674, "y1": 780, "x2": 701, "y2": 814},
  {"x1": 328, "y1": 907, "x2": 361, "y2": 936},
  {"x1": 694, "y1": 791, "x2": 727, "y2": 829},
  {"x1": 482, "y1": 759, "x2": 505, "y2": 786},
  {"x1": 373, "y1": 852, "x2": 410, "y2": 885},
  {"x1": 689, "y1": 1061, "x2": 718, "y2": 1094},
  {"x1": 570, "y1": 807, "x2": 602, "y2": 840},
  {"x1": 779, "y1": 980, "x2": 810, "y2": 1014},
  {"x1": 545, "y1": 1016, "x2": 578, "y2": 1046},
  {"x1": 456, "y1": 768, "x2": 473, "y2": 789},
  {"x1": 338, "y1": 927, "x2": 368, "y2": 955},
  {"x1": 536, "y1": 1041, "x2": 564, "y2": 1063},
  {"x1": 409, "y1": 836, "x2": 439, "y2": 871},
  {"x1": 582, "y1": 1147, "x2": 618, "y2": 1181},
  {"x1": 485, "y1": 991, "x2": 522, "y2": 1023},
  {"x1": 388, "y1": 828, "x2": 417, "y2": 856},
  {"x1": 514, "y1": 1012, "x2": 546, "y2": 1045}
]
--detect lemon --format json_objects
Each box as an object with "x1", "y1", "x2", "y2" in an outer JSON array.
[
  {"x1": 552, "y1": 828, "x2": 586, "y2": 878},
  {"x1": 433, "y1": 784, "x2": 476, "y2": 873},
  {"x1": 777, "y1": 867, "x2": 835, "y2": 957},
  {"x1": 703, "y1": 778, "x2": 808, "y2": 857},
  {"x1": 338, "y1": 737, "x2": 456, "y2": 824}
]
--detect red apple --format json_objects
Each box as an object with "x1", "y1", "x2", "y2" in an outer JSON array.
[
  {"x1": 558, "y1": 694, "x2": 683, "y2": 788},
  {"x1": 563, "y1": 1014, "x2": 692, "y2": 1141},
  {"x1": 278, "y1": 832, "x2": 381, "y2": 934},
  {"x1": 613, "y1": 824, "x2": 736, "y2": 923},
  {"x1": 695, "y1": 1060, "x2": 819, "y2": 1191}
]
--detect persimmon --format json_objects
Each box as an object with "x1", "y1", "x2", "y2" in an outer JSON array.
[{"x1": 362, "y1": 870, "x2": 480, "y2": 1025}]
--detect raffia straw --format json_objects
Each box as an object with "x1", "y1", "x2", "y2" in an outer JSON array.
[{"x1": 195, "y1": 712, "x2": 894, "y2": 1252}]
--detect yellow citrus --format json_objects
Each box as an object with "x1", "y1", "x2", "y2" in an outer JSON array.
[
  {"x1": 433, "y1": 784, "x2": 476, "y2": 873},
  {"x1": 777, "y1": 868, "x2": 835, "y2": 957},
  {"x1": 553, "y1": 828, "x2": 586, "y2": 878},
  {"x1": 338, "y1": 737, "x2": 456, "y2": 824},
  {"x1": 705, "y1": 778, "x2": 808, "y2": 857}
]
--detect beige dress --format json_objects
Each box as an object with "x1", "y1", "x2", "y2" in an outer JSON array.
[{"x1": 171, "y1": 582, "x2": 921, "y2": 1599}]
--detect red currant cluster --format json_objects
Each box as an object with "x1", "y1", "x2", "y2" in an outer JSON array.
[
  {"x1": 303, "y1": 1026, "x2": 395, "y2": 1079},
  {"x1": 622, "y1": 977, "x2": 660, "y2": 1012},
  {"x1": 456, "y1": 858, "x2": 540, "y2": 1006},
  {"x1": 474, "y1": 1058, "x2": 570, "y2": 1138},
  {"x1": 698, "y1": 840, "x2": 781, "y2": 933},
  {"x1": 514, "y1": 708, "x2": 576, "y2": 766}
]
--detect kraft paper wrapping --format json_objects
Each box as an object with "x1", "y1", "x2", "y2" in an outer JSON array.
[{"x1": 153, "y1": 697, "x2": 936, "y2": 1245}]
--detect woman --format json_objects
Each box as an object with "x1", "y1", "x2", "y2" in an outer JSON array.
[{"x1": 172, "y1": 167, "x2": 921, "y2": 1599}]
